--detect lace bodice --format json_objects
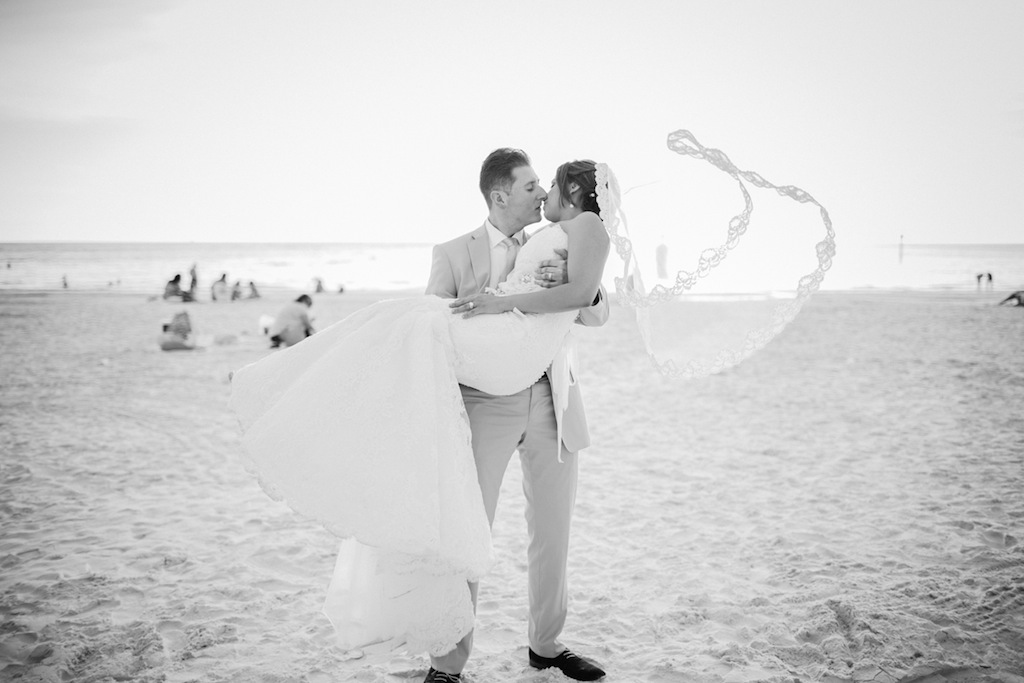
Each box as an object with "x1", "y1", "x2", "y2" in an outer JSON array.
[{"x1": 497, "y1": 224, "x2": 567, "y2": 295}]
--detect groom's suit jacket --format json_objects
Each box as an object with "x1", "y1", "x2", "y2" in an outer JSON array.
[{"x1": 425, "y1": 222, "x2": 610, "y2": 453}]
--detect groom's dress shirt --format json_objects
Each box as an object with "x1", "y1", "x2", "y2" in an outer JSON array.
[{"x1": 484, "y1": 219, "x2": 524, "y2": 289}]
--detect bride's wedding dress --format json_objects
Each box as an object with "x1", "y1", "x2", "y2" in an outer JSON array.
[{"x1": 229, "y1": 225, "x2": 577, "y2": 655}]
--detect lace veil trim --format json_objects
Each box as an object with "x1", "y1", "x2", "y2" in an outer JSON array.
[{"x1": 597, "y1": 130, "x2": 836, "y2": 378}]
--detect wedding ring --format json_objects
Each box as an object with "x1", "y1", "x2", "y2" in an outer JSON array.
[{"x1": 469, "y1": 302, "x2": 475, "y2": 309}]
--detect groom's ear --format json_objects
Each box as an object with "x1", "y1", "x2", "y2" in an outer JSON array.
[{"x1": 491, "y1": 189, "x2": 508, "y2": 208}]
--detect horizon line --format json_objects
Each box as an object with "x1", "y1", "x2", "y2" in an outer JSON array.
[
  {"x1": 0, "y1": 239, "x2": 436, "y2": 247},
  {"x1": 3, "y1": 239, "x2": 1024, "y2": 248}
]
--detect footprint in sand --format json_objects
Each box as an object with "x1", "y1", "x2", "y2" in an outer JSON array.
[
  {"x1": 0, "y1": 632, "x2": 51, "y2": 665},
  {"x1": 156, "y1": 619, "x2": 187, "y2": 657},
  {"x1": 110, "y1": 586, "x2": 146, "y2": 624},
  {"x1": 979, "y1": 530, "x2": 1018, "y2": 549},
  {"x1": 902, "y1": 667, "x2": 1024, "y2": 683}
]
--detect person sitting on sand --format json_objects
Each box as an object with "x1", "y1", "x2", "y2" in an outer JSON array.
[
  {"x1": 163, "y1": 274, "x2": 195, "y2": 302},
  {"x1": 247, "y1": 281, "x2": 261, "y2": 299},
  {"x1": 158, "y1": 311, "x2": 196, "y2": 351},
  {"x1": 998, "y1": 290, "x2": 1024, "y2": 307},
  {"x1": 268, "y1": 294, "x2": 314, "y2": 348},
  {"x1": 231, "y1": 280, "x2": 243, "y2": 301},
  {"x1": 211, "y1": 274, "x2": 229, "y2": 301}
]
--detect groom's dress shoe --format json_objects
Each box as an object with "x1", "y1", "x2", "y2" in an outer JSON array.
[
  {"x1": 423, "y1": 667, "x2": 461, "y2": 682},
  {"x1": 529, "y1": 648, "x2": 606, "y2": 681}
]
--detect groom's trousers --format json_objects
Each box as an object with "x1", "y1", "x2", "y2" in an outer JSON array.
[{"x1": 430, "y1": 375, "x2": 579, "y2": 675}]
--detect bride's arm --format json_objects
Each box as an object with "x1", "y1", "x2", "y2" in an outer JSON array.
[{"x1": 453, "y1": 213, "x2": 610, "y2": 317}]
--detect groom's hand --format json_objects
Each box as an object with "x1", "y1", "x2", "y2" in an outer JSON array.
[
  {"x1": 534, "y1": 248, "x2": 568, "y2": 288},
  {"x1": 450, "y1": 292, "x2": 513, "y2": 318}
]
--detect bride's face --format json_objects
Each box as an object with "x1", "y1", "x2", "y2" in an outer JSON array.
[{"x1": 543, "y1": 180, "x2": 563, "y2": 222}]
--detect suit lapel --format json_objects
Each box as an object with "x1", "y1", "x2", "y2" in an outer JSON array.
[{"x1": 467, "y1": 224, "x2": 491, "y2": 291}]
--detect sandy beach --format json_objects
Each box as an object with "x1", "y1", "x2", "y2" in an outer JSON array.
[{"x1": 1, "y1": 288, "x2": 1022, "y2": 683}]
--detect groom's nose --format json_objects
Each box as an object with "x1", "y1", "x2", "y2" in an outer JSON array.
[{"x1": 538, "y1": 188, "x2": 548, "y2": 201}]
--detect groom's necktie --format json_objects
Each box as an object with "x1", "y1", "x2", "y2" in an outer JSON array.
[{"x1": 497, "y1": 236, "x2": 520, "y2": 285}]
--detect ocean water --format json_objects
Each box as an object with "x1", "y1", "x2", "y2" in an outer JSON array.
[
  {"x1": 1, "y1": 241, "x2": 1023, "y2": 295},
  {"x1": 824, "y1": 242, "x2": 1024, "y2": 292},
  {"x1": 0, "y1": 242, "x2": 434, "y2": 294}
]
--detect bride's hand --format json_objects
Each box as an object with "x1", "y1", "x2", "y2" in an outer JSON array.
[{"x1": 450, "y1": 293, "x2": 513, "y2": 318}]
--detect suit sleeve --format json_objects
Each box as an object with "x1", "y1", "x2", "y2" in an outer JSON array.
[
  {"x1": 576, "y1": 284, "x2": 610, "y2": 327},
  {"x1": 425, "y1": 244, "x2": 458, "y2": 298}
]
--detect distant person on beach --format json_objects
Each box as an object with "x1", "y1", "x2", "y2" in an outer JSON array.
[
  {"x1": 268, "y1": 294, "x2": 314, "y2": 348},
  {"x1": 986, "y1": 272, "x2": 994, "y2": 291},
  {"x1": 163, "y1": 274, "x2": 195, "y2": 302},
  {"x1": 211, "y1": 274, "x2": 229, "y2": 301},
  {"x1": 314, "y1": 277, "x2": 326, "y2": 293},
  {"x1": 247, "y1": 281, "x2": 261, "y2": 299},
  {"x1": 976, "y1": 273, "x2": 983, "y2": 291},
  {"x1": 62, "y1": 275, "x2": 68, "y2": 289},
  {"x1": 998, "y1": 290, "x2": 1024, "y2": 307},
  {"x1": 231, "y1": 280, "x2": 243, "y2": 301},
  {"x1": 158, "y1": 311, "x2": 195, "y2": 351},
  {"x1": 189, "y1": 263, "x2": 198, "y2": 292},
  {"x1": 656, "y1": 241, "x2": 669, "y2": 279}
]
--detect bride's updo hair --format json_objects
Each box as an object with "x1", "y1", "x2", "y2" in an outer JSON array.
[{"x1": 554, "y1": 160, "x2": 600, "y2": 215}]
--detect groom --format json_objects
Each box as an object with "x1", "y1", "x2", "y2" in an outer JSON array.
[{"x1": 423, "y1": 148, "x2": 609, "y2": 682}]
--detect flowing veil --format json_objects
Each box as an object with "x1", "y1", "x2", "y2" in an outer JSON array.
[{"x1": 599, "y1": 129, "x2": 836, "y2": 378}]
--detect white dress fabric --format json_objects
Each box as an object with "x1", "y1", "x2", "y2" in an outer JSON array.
[{"x1": 229, "y1": 225, "x2": 576, "y2": 655}]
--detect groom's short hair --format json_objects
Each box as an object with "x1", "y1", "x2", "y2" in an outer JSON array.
[{"x1": 480, "y1": 148, "x2": 531, "y2": 208}]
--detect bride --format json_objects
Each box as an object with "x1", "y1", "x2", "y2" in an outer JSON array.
[{"x1": 229, "y1": 159, "x2": 614, "y2": 657}]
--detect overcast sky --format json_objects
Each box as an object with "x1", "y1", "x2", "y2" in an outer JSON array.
[{"x1": 1, "y1": 0, "x2": 1022, "y2": 246}]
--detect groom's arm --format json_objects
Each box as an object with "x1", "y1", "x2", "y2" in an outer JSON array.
[
  {"x1": 576, "y1": 285, "x2": 609, "y2": 327},
  {"x1": 425, "y1": 245, "x2": 457, "y2": 298}
]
